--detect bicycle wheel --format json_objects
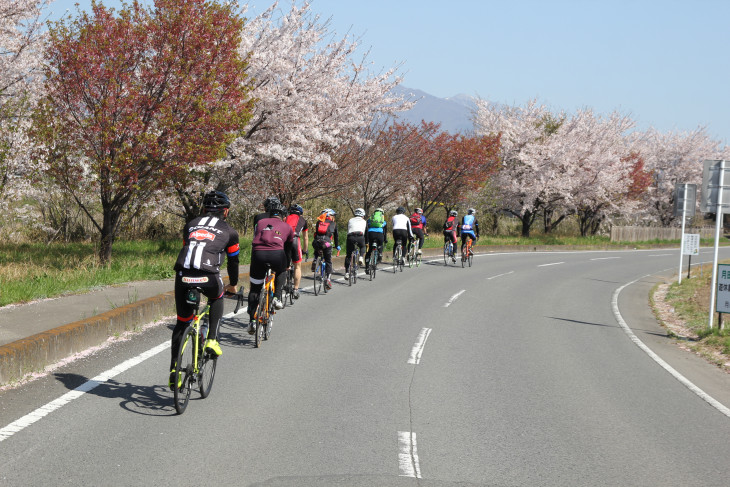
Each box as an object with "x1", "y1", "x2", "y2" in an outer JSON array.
[
  {"x1": 398, "y1": 247, "x2": 404, "y2": 272},
  {"x1": 321, "y1": 261, "x2": 329, "y2": 294},
  {"x1": 313, "y1": 256, "x2": 322, "y2": 296},
  {"x1": 408, "y1": 246, "x2": 414, "y2": 268},
  {"x1": 353, "y1": 252, "x2": 358, "y2": 284},
  {"x1": 468, "y1": 247, "x2": 473, "y2": 267},
  {"x1": 443, "y1": 243, "x2": 448, "y2": 265},
  {"x1": 173, "y1": 326, "x2": 196, "y2": 414},
  {"x1": 264, "y1": 297, "x2": 273, "y2": 340},
  {"x1": 233, "y1": 289, "x2": 244, "y2": 314},
  {"x1": 416, "y1": 251, "x2": 422, "y2": 267},
  {"x1": 198, "y1": 323, "x2": 217, "y2": 399},
  {"x1": 284, "y1": 269, "x2": 293, "y2": 306},
  {"x1": 461, "y1": 250, "x2": 465, "y2": 268},
  {"x1": 255, "y1": 289, "x2": 267, "y2": 348},
  {"x1": 369, "y1": 250, "x2": 376, "y2": 280}
]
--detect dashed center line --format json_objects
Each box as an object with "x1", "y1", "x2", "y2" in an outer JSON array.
[
  {"x1": 398, "y1": 431, "x2": 422, "y2": 478},
  {"x1": 444, "y1": 290, "x2": 466, "y2": 307},
  {"x1": 408, "y1": 328, "x2": 432, "y2": 365},
  {"x1": 487, "y1": 271, "x2": 514, "y2": 280},
  {"x1": 590, "y1": 257, "x2": 621, "y2": 261},
  {"x1": 538, "y1": 262, "x2": 564, "y2": 267}
]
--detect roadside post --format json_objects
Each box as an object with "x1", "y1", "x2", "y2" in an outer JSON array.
[
  {"x1": 700, "y1": 159, "x2": 730, "y2": 329},
  {"x1": 674, "y1": 183, "x2": 696, "y2": 284}
]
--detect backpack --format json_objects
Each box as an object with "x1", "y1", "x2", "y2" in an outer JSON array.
[
  {"x1": 369, "y1": 211, "x2": 384, "y2": 229},
  {"x1": 410, "y1": 214, "x2": 421, "y2": 226},
  {"x1": 316, "y1": 220, "x2": 330, "y2": 236},
  {"x1": 443, "y1": 217, "x2": 455, "y2": 230}
]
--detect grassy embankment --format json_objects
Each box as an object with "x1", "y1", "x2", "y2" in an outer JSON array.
[
  {"x1": 0, "y1": 234, "x2": 718, "y2": 307},
  {"x1": 654, "y1": 261, "x2": 730, "y2": 368}
]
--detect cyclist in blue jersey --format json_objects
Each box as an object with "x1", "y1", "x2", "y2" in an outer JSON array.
[{"x1": 457, "y1": 208, "x2": 479, "y2": 258}]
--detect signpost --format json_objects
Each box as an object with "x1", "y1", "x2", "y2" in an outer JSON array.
[
  {"x1": 701, "y1": 160, "x2": 729, "y2": 329},
  {"x1": 675, "y1": 183, "x2": 696, "y2": 284},
  {"x1": 683, "y1": 233, "x2": 700, "y2": 279}
]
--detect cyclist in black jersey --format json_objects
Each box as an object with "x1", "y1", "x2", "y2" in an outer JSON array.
[{"x1": 170, "y1": 191, "x2": 239, "y2": 389}]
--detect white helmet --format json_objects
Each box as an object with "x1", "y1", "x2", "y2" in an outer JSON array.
[{"x1": 354, "y1": 208, "x2": 365, "y2": 217}]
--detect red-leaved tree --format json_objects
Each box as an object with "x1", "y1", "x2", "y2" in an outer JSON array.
[{"x1": 34, "y1": 0, "x2": 252, "y2": 263}]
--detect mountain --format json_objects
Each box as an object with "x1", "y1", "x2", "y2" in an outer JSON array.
[{"x1": 391, "y1": 86, "x2": 476, "y2": 134}]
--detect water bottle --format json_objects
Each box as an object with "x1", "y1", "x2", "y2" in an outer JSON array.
[{"x1": 200, "y1": 321, "x2": 209, "y2": 341}]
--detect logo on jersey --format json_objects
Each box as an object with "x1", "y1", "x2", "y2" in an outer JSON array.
[
  {"x1": 189, "y1": 229, "x2": 216, "y2": 241},
  {"x1": 182, "y1": 276, "x2": 209, "y2": 284}
]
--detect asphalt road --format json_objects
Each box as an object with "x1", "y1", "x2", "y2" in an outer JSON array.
[{"x1": 2, "y1": 248, "x2": 730, "y2": 486}]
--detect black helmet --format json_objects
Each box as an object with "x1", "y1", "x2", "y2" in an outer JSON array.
[
  {"x1": 396, "y1": 206, "x2": 406, "y2": 214},
  {"x1": 263, "y1": 195, "x2": 281, "y2": 211},
  {"x1": 202, "y1": 191, "x2": 230, "y2": 211},
  {"x1": 289, "y1": 204, "x2": 303, "y2": 215},
  {"x1": 269, "y1": 202, "x2": 287, "y2": 218}
]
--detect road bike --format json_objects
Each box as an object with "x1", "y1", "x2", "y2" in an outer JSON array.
[
  {"x1": 461, "y1": 236, "x2": 474, "y2": 268},
  {"x1": 367, "y1": 243, "x2": 379, "y2": 281},
  {"x1": 172, "y1": 285, "x2": 244, "y2": 415},
  {"x1": 348, "y1": 247, "x2": 361, "y2": 286},
  {"x1": 252, "y1": 265, "x2": 276, "y2": 348},
  {"x1": 313, "y1": 248, "x2": 328, "y2": 295},
  {"x1": 393, "y1": 239, "x2": 404, "y2": 273},
  {"x1": 407, "y1": 239, "x2": 421, "y2": 268}
]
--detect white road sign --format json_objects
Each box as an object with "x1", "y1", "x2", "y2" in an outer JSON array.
[
  {"x1": 683, "y1": 234, "x2": 700, "y2": 256},
  {"x1": 716, "y1": 264, "x2": 730, "y2": 313}
]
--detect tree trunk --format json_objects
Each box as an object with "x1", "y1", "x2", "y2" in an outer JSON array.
[{"x1": 98, "y1": 207, "x2": 121, "y2": 265}]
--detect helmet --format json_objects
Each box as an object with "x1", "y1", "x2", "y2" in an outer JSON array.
[
  {"x1": 263, "y1": 196, "x2": 281, "y2": 211},
  {"x1": 269, "y1": 202, "x2": 287, "y2": 217},
  {"x1": 374, "y1": 207, "x2": 384, "y2": 214},
  {"x1": 396, "y1": 206, "x2": 406, "y2": 214},
  {"x1": 289, "y1": 204, "x2": 303, "y2": 215},
  {"x1": 327, "y1": 209, "x2": 336, "y2": 217},
  {"x1": 202, "y1": 191, "x2": 230, "y2": 210},
  {"x1": 449, "y1": 210, "x2": 458, "y2": 217},
  {"x1": 354, "y1": 208, "x2": 365, "y2": 218},
  {"x1": 321, "y1": 208, "x2": 331, "y2": 215},
  {"x1": 415, "y1": 207, "x2": 423, "y2": 214},
  {"x1": 467, "y1": 208, "x2": 476, "y2": 215}
]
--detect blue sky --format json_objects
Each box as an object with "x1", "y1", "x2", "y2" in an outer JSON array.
[{"x1": 48, "y1": 0, "x2": 730, "y2": 143}]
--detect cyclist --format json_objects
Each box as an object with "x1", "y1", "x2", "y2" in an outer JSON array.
[
  {"x1": 458, "y1": 207, "x2": 480, "y2": 258},
  {"x1": 364, "y1": 207, "x2": 387, "y2": 273},
  {"x1": 344, "y1": 208, "x2": 367, "y2": 280},
  {"x1": 285, "y1": 203, "x2": 309, "y2": 299},
  {"x1": 391, "y1": 206, "x2": 413, "y2": 264},
  {"x1": 443, "y1": 210, "x2": 458, "y2": 261},
  {"x1": 409, "y1": 207, "x2": 425, "y2": 255},
  {"x1": 247, "y1": 201, "x2": 294, "y2": 334},
  {"x1": 170, "y1": 191, "x2": 239, "y2": 389},
  {"x1": 311, "y1": 208, "x2": 340, "y2": 289},
  {"x1": 254, "y1": 195, "x2": 282, "y2": 231}
]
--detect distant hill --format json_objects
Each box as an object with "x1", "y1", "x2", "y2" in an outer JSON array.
[{"x1": 391, "y1": 86, "x2": 476, "y2": 134}]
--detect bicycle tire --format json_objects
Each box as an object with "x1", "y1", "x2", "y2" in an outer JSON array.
[
  {"x1": 468, "y1": 250, "x2": 473, "y2": 267},
  {"x1": 288, "y1": 269, "x2": 294, "y2": 305},
  {"x1": 443, "y1": 243, "x2": 448, "y2": 265},
  {"x1": 398, "y1": 247, "x2": 404, "y2": 272},
  {"x1": 264, "y1": 299, "x2": 273, "y2": 340},
  {"x1": 353, "y1": 252, "x2": 358, "y2": 284},
  {"x1": 313, "y1": 256, "x2": 322, "y2": 296},
  {"x1": 369, "y1": 250, "x2": 376, "y2": 280},
  {"x1": 416, "y1": 252, "x2": 422, "y2": 267},
  {"x1": 393, "y1": 245, "x2": 399, "y2": 273},
  {"x1": 408, "y1": 246, "x2": 414, "y2": 268},
  {"x1": 173, "y1": 326, "x2": 196, "y2": 414},
  {"x1": 255, "y1": 287, "x2": 267, "y2": 348},
  {"x1": 321, "y1": 260, "x2": 329, "y2": 294},
  {"x1": 233, "y1": 289, "x2": 244, "y2": 314}
]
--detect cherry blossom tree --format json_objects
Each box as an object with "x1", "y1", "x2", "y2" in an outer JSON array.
[
  {"x1": 474, "y1": 98, "x2": 566, "y2": 237},
  {"x1": 34, "y1": 0, "x2": 253, "y2": 263},
  {"x1": 0, "y1": 0, "x2": 48, "y2": 200},
  {"x1": 629, "y1": 127, "x2": 724, "y2": 225}
]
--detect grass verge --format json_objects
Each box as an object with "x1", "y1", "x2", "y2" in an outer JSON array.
[{"x1": 652, "y1": 262, "x2": 730, "y2": 370}]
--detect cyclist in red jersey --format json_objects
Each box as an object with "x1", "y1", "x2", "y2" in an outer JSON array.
[{"x1": 285, "y1": 203, "x2": 309, "y2": 298}]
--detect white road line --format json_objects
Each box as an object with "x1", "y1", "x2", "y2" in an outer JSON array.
[
  {"x1": 649, "y1": 253, "x2": 673, "y2": 257},
  {"x1": 487, "y1": 271, "x2": 514, "y2": 280},
  {"x1": 612, "y1": 278, "x2": 730, "y2": 419},
  {"x1": 590, "y1": 257, "x2": 621, "y2": 261},
  {"x1": 398, "y1": 431, "x2": 422, "y2": 478},
  {"x1": 0, "y1": 307, "x2": 252, "y2": 443},
  {"x1": 0, "y1": 341, "x2": 170, "y2": 443},
  {"x1": 444, "y1": 290, "x2": 466, "y2": 307},
  {"x1": 538, "y1": 262, "x2": 564, "y2": 267},
  {"x1": 408, "y1": 328, "x2": 432, "y2": 365}
]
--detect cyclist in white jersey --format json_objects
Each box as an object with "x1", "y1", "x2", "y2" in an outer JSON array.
[
  {"x1": 344, "y1": 208, "x2": 367, "y2": 279},
  {"x1": 391, "y1": 206, "x2": 413, "y2": 263}
]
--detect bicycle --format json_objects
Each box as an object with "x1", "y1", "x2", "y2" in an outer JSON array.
[
  {"x1": 444, "y1": 239, "x2": 456, "y2": 265},
  {"x1": 172, "y1": 286, "x2": 244, "y2": 415},
  {"x1": 313, "y1": 248, "x2": 328, "y2": 295},
  {"x1": 348, "y1": 247, "x2": 360, "y2": 286},
  {"x1": 282, "y1": 264, "x2": 295, "y2": 306},
  {"x1": 393, "y1": 239, "x2": 404, "y2": 273},
  {"x1": 407, "y1": 238, "x2": 422, "y2": 268},
  {"x1": 367, "y1": 243, "x2": 379, "y2": 281},
  {"x1": 252, "y1": 265, "x2": 276, "y2": 348},
  {"x1": 461, "y1": 236, "x2": 474, "y2": 268}
]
